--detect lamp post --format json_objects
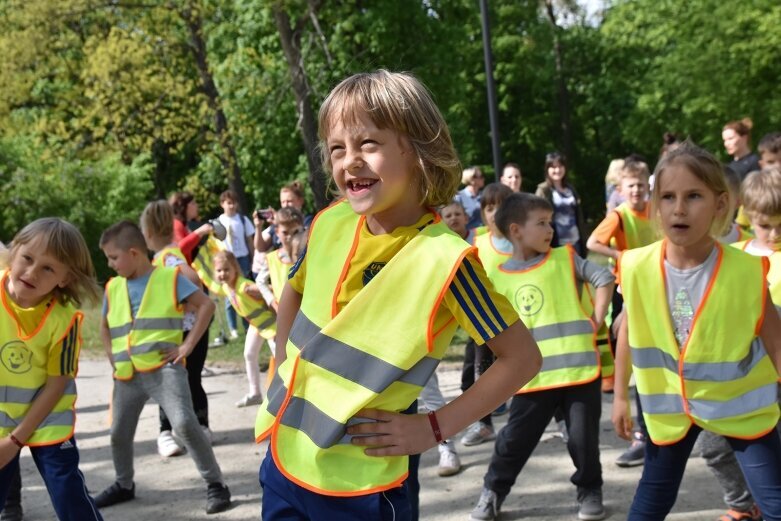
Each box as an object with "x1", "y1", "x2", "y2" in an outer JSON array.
[{"x1": 479, "y1": 0, "x2": 502, "y2": 181}]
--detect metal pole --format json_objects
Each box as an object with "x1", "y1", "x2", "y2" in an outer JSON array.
[{"x1": 479, "y1": 0, "x2": 502, "y2": 182}]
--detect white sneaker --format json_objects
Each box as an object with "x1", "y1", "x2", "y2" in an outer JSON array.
[
  {"x1": 437, "y1": 449, "x2": 462, "y2": 477},
  {"x1": 157, "y1": 430, "x2": 185, "y2": 457},
  {"x1": 461, "y1": 422, "x2": 496, "y2": 446},
  {"x1": 235, "y1": 394, "x2": 264, "y2": 408},
  {"x1": 229, "y1": 329, "x2": 240, "y2": 340}
]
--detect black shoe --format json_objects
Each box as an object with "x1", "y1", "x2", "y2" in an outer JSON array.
[
  {"x1": 94, "y1": 482, "x2": 135, "y2": 508},
  {"x1": 206, "y1": 483, "x2": 231, "y2": 514},
  {"x1": 0, "y1": 504, "x2": 23, "y2": 521}
]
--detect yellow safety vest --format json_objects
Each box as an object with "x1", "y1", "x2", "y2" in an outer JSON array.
[
  {"x1": 474, "y1": 231, "x2": 511, "y2": 279},
  {"x1": 153, "y1": 246, "x2": 188, "y2": 268},
  {"x1": 0, "y1": 271, "x2": 81, "y2": 446},
  {"x1": 254, "y1": 201, "x2": 473, "y2": 496},
  {"x1": 770, "y1": 253, "x2": 781, "y2": 310},
  {"x1": 620, "y1": 241, "x2": 779, "y2": 444},
  {"x1": 490, "y1": 246, "x2": 600, "y2": 392},
  {"x1": 614, "y1": 203, "x2": 657, "y2": 250},
  {"x1": 223, "y1": 277, "x2": 276, "y2": 340},
  {"x1": 106, "y1": 267, "x2": 184, "y2": 381},
  {"x1": 192, "y1": 236, "x2": 225, "y2": 294},
  {"x1": 267, "y1": 249, "x2": 293, "y2": 303},
  {"x1": 581, "y1": 284, "x2": 614, "y2": 378}
]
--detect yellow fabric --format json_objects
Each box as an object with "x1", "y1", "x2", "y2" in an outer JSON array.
[
  {"x1": 620, "y1": 241, "x2": 778, "y2": 444},
  {"x1": 615, "y1": 203, "x2": 658, "y2": 250},
  {"x1": 473, "y1": 231, "x2": 512, "y2": 279},
  {"x1": 6, "y1": 295, "x2": 52, "y2": 344},
  {"x1": 106, "y1": 267, "x2": 183, "y2": 380},
  {"x1": 267, "y1": 249, "x2": 293, "y2": 303},
  {"x1": 153, "y1": 246, "x2": 188, "y2": 268},
  {"x1": 0, "y1": 270, "x2": 81, "y2": 445},
  {"x1": 489, "y1": 246, "x2": 600, "y2": 392},
  {"x1": 192, "y1": 236, "x2": 225, "y2": 294},
  {"x1": 256, "y1": 201, "x2": 474, "y2": 495},
  {"x1": 223, "y1": 277, "x2": 276, "y2": 340}
]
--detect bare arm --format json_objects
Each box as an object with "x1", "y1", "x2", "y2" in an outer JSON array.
[
  {"x1": 760, "y1": 292, "x2": 781, "y2": 376},
  {"x1": 611, "y1": 312, "x2": 634, "y2": 440},
  {"x1": 253, "y1": 214, "x2": 273, "y2": 252},
  {"x1": 169, "y1": 290, "x2": 215, "y2": 363},
  {"x1": 100, "y1": 315, "x2": 114, "y2": 370},
  {"x1": 273, "y1": 283, "x2": 303, "y2": 363},
  {"x1": 591, "y1": 282, "x2": 615, "y2": 331},
  {"x1": 586, "y1": 233, "x2": 619, "y2": 260}
]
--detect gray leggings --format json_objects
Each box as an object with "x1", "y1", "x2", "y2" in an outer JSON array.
[{"x1": 110, "y1": 363, "x2": 223, "y2": 488}]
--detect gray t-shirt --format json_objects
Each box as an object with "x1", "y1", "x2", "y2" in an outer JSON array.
[
  {"x1": 664, "y1": 247, "x2": 718, "y2": 347},
  {"x1": 501, "y1": 251, "x2": 615, "y2": 292},
  {"x1": 490, "y1": 234, "x2": 513, "y2": 254},
  {"x1": 102, "y1": 271, "x2": 199, "y2": 318}
]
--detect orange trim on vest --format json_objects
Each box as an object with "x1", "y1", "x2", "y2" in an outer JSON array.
[
  {"x1": 0, "y1": 272, "x2": 58, "y2": 341},
  {"x1": 331, "y1": 216, "x2": 364, "y2": 319}
]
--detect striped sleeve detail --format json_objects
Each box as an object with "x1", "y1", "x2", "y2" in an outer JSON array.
[
  {"x1": 57, "y1": 320, "x2": 80, "y2": 376},
  {"x1": 287, "y1": 246, "x2": 307, "y2": 294},
  {"x1": 447, "y1": 257, "x2": 516, "y2": 343}
]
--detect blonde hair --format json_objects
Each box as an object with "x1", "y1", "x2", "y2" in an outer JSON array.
[
  {"x1": 619, "y1": 159, "x2": 650, "y2": 181},
  {"x1": 651, "y1": 142, "x2": 732, "y2": 237},
  {"x1": 604, "y1": 159, "x2": 625, "y2": 187},
  {"x1": 212, "y1": 250, "x2": 241, "y2": 285},
  {"x1": 461, "y1": 166, "x2": 483, "y2": 185},
  {"x1": 140, "y1": 200, "x2": 174, "y2": 243},
  {"x1": 742, "y1": 167, "x2": 781, "y2": 218},
  {"x1": 7, "y1": 218, "x2": 100, "y2": 307},
  {"x1": 318, "y1": 70, "x2": 461, "y2": 207}
]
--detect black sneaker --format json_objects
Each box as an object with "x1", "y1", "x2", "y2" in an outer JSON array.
[
  {"x1": 0, "y1": 503, "x2": 23, "y2": 521},
  {"x1": 206, "y1": 483, "x2": 231, "y2": 514},
  {"x1": 94, "y1": 481, "x2": 135, "y2": 508}
]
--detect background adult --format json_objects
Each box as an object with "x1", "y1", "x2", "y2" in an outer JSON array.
[
  {"x1": 535, "y1": 151, "x2": 587, "y2": 257},
  {"x1": 455, "y1": 166, "x2": 485, "y2": 230},
  {"x1": 254, "y1": 181, "x2": 312, "y2": 254},
  {"x1": 500, "y1": 163, "x2": 522, "y2": 193},
  {"x1": 169, "y1": 191, "x2": 214, "y2": 263},
  {"x1": 722, "y1": 118, "x2": 760, "y2": 180}
]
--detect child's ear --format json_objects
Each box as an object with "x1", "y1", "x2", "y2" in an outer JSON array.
[
  {"x1": 508, "y1": 222, "x2": 522, "y2": 238},
  {"x1": 58, "y1": 273, "x2": 73, "y2": 289},
  {"x1": 715, "y1": 191, "x2": 730, "y2": 215}
]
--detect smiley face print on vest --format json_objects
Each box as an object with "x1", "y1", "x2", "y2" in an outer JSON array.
[
  {"x1": 514, "y1": 284, "x2": 544, "y2": 316},
  {"x1": 0, "y1": 341, "x2": 33, "y2": 374}
]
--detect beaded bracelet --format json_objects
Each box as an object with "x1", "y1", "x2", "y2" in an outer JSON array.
[{"x1": 427, "y1": 410, "x2": 444, "y2": 444}]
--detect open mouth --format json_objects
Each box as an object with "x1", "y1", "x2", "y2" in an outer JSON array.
[
  {"x1": 671, "y1": 224, "x2": 690, "y2": 231},
  {"x1": 347, "y1": 178, "x2": 378, "y2": 194}
]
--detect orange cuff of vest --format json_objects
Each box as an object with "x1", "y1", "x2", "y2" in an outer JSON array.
[
  {"x1": 9, "y1": 434, "x2": 24, "y2": 449},
  {"x1": 427, "y1": 411, "x2": 444, "y2": 444}
]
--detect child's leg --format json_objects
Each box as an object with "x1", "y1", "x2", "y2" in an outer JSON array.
[
  {"x1": 160, "y1": 328, "x2": 210, "y2": 431},
  {"x1": 259, "y1": 451, "x2": 410, "y2": 521},
  {"x1": 147, "y1": 364, "x2": 224, "y2": 485},
  {"x1": 0, "y1": 452, "x2": 21, "y2": 510},
  {"x1": 225, "y1": 297, "x2": 239, "y2": 332},
  {"x1": 111, "y1": 378, "x2": 150, "y2": 488},
  {"x1": 244, "y1": 326, "x2": 263, "y2": 397},
  {"x1": 483, "y1": 389, "x2": 559, "y2": 498},
  {"x1": 628, "y1": 426, "x2": 701, "y2": 520},
  {"x1": 727, "y1": 429, "x2": 781, "y2": 521},
  {"x1": 562, "y1": 379, "x2": 603, "y2": 492},
  {"x1": 31, "y1": 438, "x2": 103, "y2": 520},
  {"x1": 700, "y1": 431, "x2": 755, "y2": 513}
]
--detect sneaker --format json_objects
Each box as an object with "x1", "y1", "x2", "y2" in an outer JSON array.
[
  {"x1": 0, "y1": 504, "x2": 23, "y2": 521},
  {"x1": 718, "y1": 505, "x2": 763, "y2": 521},
  {"x1": 235, "y1": 393, "x2": 263, "y2": 408},
  {"x1": 615, "y1": 432, "x2": 645, "y2": 467},
  {"x1": 210, "y1": 336, "x2": 226, "y2": 347},
  {"x1": 461, "y1": 422, "x2": 496, "y2": 446},
  {"x1": 437, "y1": 449, "x2": 462, "y2": 477},
  {"x1": 206, "y1": 483, "x2": 231, "y2": 514},
  {"x1": 578, "y1": 489, "x2": 606, "y2": 520},
  {"x1": 470, "y1": 488, "x2": 504, "y2": 521},
  {"x1": 94, "y1": 481, "x2": 135, "y2": 508},
  {"x1": 201, "y1": 366, "x2": 216, "y2": 377},
  {"x1": 229, "y1": 329, "x2": 240, "y2": 340},
  {"x1": 157, "y1": 430, "x2": 185, "y2": 457},
  {"x1": 556, "y1": 419, "x2": 569, "y2": 443},
  {"x1": 492, "y1": 402, "x2": 508, "y2": 416}
]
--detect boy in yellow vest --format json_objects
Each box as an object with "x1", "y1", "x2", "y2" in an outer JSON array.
[
  {"x1": 470, "y1": 193, "x2": 614, "y2": 521},
  {"x1": 255, "y1": 207, "x2": 305, "y2": 310},
  {"x1": 94, "y1": 221, "x2": 231, "y2": 515}
]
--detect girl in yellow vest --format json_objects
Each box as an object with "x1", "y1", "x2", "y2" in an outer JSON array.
[
  {"x1": 612, "y1": 143, "x2": 781, "y2": 520},
  {"x1": 0, "y1": 218, "x2": 103, "y2": 520},
  {"x1": 211, "y1": 250, "x2": 276, "y2": 407},
  {"x1": 140, "y1": 200, "x2": 213, "y2": 457},
  {"x1": 254, "y1": 70, "x2": 542, "y2": 521}
]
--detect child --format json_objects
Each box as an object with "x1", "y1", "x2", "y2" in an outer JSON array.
[
  {"x1": 254, "y1": 181, "x2": 314, "y2": 253},
  {"x1": 470, "y1": 193, "x2": 614, "y2": 521},
  {"x1": 140, "y1": 200, "x2": 213, "y2": 456},
  {"x1": 440, "y1": 200, "x2": 475, "y2": 244},
  {"x1": 217, "y1": 189, "x2": 255, "y2": 339},
  {"x1": 95, "y1": 221, "x2": 231, "y2": 514},
  {"x1": 211, "y1": 250, "x2": 276, "y2": 408},
  {"x1": 256, "y1": 207, "x2": 306, "y2": 310},
  {"x1": 254, "y1": 69, "x2": 542, "y2": 521},
  {"x1": 461, "y1": 183, "x2": 514, "y2": 446},
  {"x1": 759, "y1": 132, "x2": 781, "y2": 170},
  {"x1": 612, "y1": 143, "x2": 781, "y2": 520},
  {"x1": 0, "y1": 218, "x2": 103, "y2": 520}
]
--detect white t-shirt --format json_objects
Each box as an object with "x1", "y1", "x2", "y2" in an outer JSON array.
[
  {"x1": 664, "y1": 247, "x2": 718, "y2": 347},
  {"x1": 744, "y1": 239, "x2": 775, "y2": 257},
  {"x1": 218, "y1": 214, "x2": 254, "y2": 257}
]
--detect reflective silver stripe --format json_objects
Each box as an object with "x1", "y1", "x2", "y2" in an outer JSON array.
[
  {"x1": 38, "y1": 410, "x2": 75, "y2": 428},
  {"x1": 0, "y1": 411, "x2": 17, "y2": 428},
  {"x1": 289, "y1": 311, "x2": 320, "y2": 349},
  {"x1": 530, "y1": 320, "x2": 593, "y2": 343},
  {"x1": 131, "y1": 342, "x2": 177, "y2": 356},
  {"x1": 114, "y1": 351, "x2": 131, "y2": 362},
  {"x1": 633, "y1": 341, "x2": 769, "y2": 382},
  {"x1": 399, "y1": 357, "x2": 440, "y2": 386},
  {"x1": 109, "y1": 323, "x2": 132, "y2": 339},
  {"x1": 257, "y1": 316, "x2": 276, "y2": 331},
  {"x1": 684, "y1": 339, "x2": 768, "y2": 382},
  {"x1": 0, "y1": 381, "x2": 76, "y2": 405},
  {"x1": 266, "y1": 375, "x2": 286, "y2": 416},
  {"x1": 540, "y1": 351, "x2": 598, "y2": 372},
  {"x1": 133, "y1": 318, "x2": 184, "y2": 330},
  {"x1": 246, "y1": 308, "x2": 265, "y2": 321},
  {"x1": 639, "y1": 393, "x2": 685, "y2": 414},
  {"x1": 278, "y1": 394, "x2": 348, "y2": 448},
  {"x1": 247, "y1": 309, "x2": 275, "y2": 330},
  {"x1": 689, "y1": 383, "x2": 779, "y2": 420},
  {"x1": 631, "y1": 346, "x2": 678, "y2": 373}
]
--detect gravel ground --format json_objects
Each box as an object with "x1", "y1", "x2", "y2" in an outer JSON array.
[{"x1": 12, "y1": 359, "x2": 726, "y2": 520}]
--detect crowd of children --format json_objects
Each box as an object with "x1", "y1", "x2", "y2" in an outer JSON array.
[{"x1": 1, "y1": 69, "x2": 780, "y2": 521}]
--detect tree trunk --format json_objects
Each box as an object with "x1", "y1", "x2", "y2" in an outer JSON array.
[
  {"x1": 273, "y1": 2, "x2": 330, "y2": 212},
  {"x1": 544, "y1": 0, "x2": 574, "y2": 163},
  {"x1": 180, "y1": 4, "x2": 249, "y2": 212}
]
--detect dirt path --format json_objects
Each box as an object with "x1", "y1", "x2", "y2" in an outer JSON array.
[{"x1": 14, "y1": 360, "x2": 725, "y2": 520}]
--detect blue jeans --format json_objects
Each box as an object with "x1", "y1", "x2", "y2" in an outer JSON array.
[
  {"x1": 0, "y1": 437, "x2": 103, "y2": 521},
  {"x1": 629, "y1": 425, "x2": 781, "y2": 520},
  {"x1": 225, "y1": 254, "x2": 252, "y2": 331}
]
